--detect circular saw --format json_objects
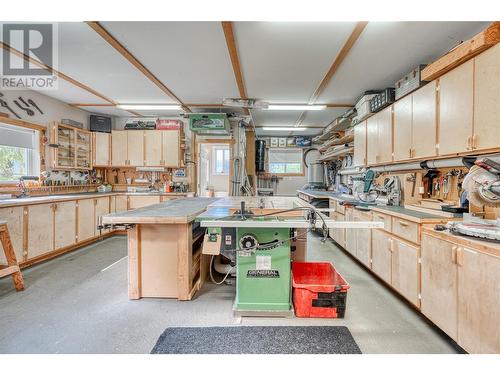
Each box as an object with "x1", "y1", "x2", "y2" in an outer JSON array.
[{"x1": 462, "y1": 158, "x2": 500, "y2": 207}]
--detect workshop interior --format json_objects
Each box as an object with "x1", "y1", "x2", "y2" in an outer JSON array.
[{"x1": 0, "y1": 2, "x2": 499, "y2": 369}]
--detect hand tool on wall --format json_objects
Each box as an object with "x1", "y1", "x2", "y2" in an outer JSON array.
[
  {"x1": 423, "y1": 169, "x2": 439, "y2": 197},
  {"x1": 18, "y1": 97, "x2": 30, "y2": 108},
  {"x1": 27, "y1": 99, "x2": 43, "y2": 114},
  {"x1": 14, "y1": 100, "x2": 35, "y2": 116},
  {"x1": 0, "y1": 98, "x2": 21, "y2": 119},
  {"x1": 406, "y1": 173, "x2": 417, "y2": 197}
]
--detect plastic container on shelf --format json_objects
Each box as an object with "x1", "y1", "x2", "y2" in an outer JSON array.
[{"x1": 292, "y1": 261, "x2": 350, "y2": 318}]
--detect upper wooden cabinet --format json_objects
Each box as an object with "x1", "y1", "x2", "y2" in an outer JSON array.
[
  {"x1": 111, "y1": 130, "x2": 181, "y2": 167},
  {"x1": 352, "y1": 122, "x2": 367, "y2": 166},
  {"x1": 92, "y1": 132, "x2": 111, "y2": 167},
  {"x1": 51, "y1": 123, "x2": 92, "y2": 170},
  {"x1": 473, "y1": 43, "x2": 500, "y2": 152},
  {"x1": 393, "y1": 95, "x2": 412, "y2": 161},
  {"x1": 412, "y1": 81, "x2": 437, "y2": 158},
  {"x1": 377, "y1": 106, "x2": 393, "y2": 164},
  {"x1": 438, "y1": 59, "x2": 474, "y2": 156},
  {"x1": 366, "y1": 115, "x2": 378, "y2": 165}
]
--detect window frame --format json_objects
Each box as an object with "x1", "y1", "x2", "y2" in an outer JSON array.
[
  {"x1": 267, "y1": 147, "x2": 304, "y2": 176},
  {"x1": 0, "y1": 121, "x2": 42, "y2": 185},
  {"x1": 212, "y1": 146, "x2": 230, "y2": 176}
]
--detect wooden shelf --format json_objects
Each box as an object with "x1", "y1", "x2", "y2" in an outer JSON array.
[
  {"x1": 318, "y1": 145, "x2": 354, "y2": 162},
  {"x1": 319, "y1": 133, "x2": 354, "y2": 152}
]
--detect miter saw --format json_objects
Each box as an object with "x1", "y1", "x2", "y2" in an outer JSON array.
[
  {"x1": 448, "y1": 158, "x2": 500, "y2": 241},
  {"x1": 353, "y1": 170, "x2": 401, "y2": 206}
]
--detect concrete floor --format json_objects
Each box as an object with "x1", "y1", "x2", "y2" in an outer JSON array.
[{"x1": 0, "y1": 233, "x2": 462, "y2": 354}]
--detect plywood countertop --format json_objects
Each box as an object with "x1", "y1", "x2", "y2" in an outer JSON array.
[
  {"x1": 101, "y1": 197, "x2": 219, "y2": 225},
  {"x1": 0, "y1": 192, "x2": 192, "y2": 208},
  {"x1": 422, "y1": 226, "x2": 500, "y2": 259}
]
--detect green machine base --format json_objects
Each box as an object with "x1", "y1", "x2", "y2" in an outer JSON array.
[{"x1": 234, "y1": 227, "x2": 292, "y2": 316}]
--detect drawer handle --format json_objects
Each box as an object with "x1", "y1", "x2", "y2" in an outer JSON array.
[
  {"x1": 377, "y1": 215, "x2": 385, "y2": 220},
  {"x1": 398, "y1": 221, "x2": 409, "y2": 227},
  {"x1": 451, "y1": 245, "x2": 458, "y2": 264}
]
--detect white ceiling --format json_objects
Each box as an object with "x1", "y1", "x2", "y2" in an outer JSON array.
[{"x1": 0, "y1": 21, "x2": 491, "y2": 137}]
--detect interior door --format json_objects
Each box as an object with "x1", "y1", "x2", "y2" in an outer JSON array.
[
  {"x1": 438, "y1": 59, "x2": 474, "y2": 156},
  {"x1": 473, "y1": 43, "x2": 500, "y2": 151},
  {"x1": 393, "y1": 95, "x2": 412, "y2": 161},
  {"x1": 412, "y1": 81, "x2": 437, "y2": 158}
]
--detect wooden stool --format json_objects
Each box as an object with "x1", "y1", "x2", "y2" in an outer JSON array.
[{"x1": 0, "y1": 220, "x2": 25, "y2": 291}]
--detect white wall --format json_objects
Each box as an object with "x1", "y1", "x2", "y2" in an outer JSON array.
[{"x1": 0, "y1": 90, "x2": 90, "y2": 129}]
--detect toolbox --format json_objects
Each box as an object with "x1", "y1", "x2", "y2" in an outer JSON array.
[
  {"x1": 292, "y1": 262, "x2": 350, "y2": 318},
  {"x1": 395, "y1": 64, "x2": 428, "y2": 100},
  {"x1": 369, "y1": 88, "x2": 395, "y2": 113},
  {"x1": 353, "y1": 90, "x2": 381, "y2": 123}
]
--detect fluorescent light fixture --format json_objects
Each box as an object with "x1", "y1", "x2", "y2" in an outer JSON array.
[
  {"x1": 264, "y1": 104, "x2": 327, "y2": 111},
  {"x1": 262, "y1": 127, "x2": 307, "y2": 131},
  {"x1": 117, "y1": 104, "x2": 182, "y2": 111}
]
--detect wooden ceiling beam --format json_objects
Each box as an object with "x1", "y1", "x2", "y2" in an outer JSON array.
[
  {"x1": 308, "y1": 21, "x2": 368, "y2": 104},
  {"x1": 0, "y1": 42, "x2": 116, "y2": 105},
  {"x1": 85, "y1": 21, "x2": 191, "y2": 113},
  {"x1": 221, "y1": 21, "x2": 250, "y2": 116}
]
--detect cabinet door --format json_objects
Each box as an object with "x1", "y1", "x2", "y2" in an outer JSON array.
[
  {"x1": 356, "y1": 211, "x2": 372, "y2": 267},
  {"x1": 94, "y1": 197, "x2": 110, "y2": 235},
  {"x1": 128, "y1": 195, "x2": 160, "y2": 210},
  {"x1": 114, "y1": 195, "x2": 129, "y2": 213},
  {"x1": 344, "y1": 209, "x2": 356, "y2": 256},
  {"x1": 127, "y1": 131, "x2": 145, "y2": 166},
  {"x1": 391, "y1": 239, "x2": 419, "y2": 306},
  {"x1": 93, "y1": 132, "x2": 110, "y2": 166},
  {"x1": 393, "y1": 95, "x2": 412, "y2": 161},
  {"x1": 353, "y1": 122, "x2": 367, "y2": 166},
  {"x1": 77, "y1": 199, "x2": 95, "y2": 242},
  {"x1": 371, "y1": 229, "x2": 392, "y2": 284},
  {"x1": 54, "y1": 201, "x2": 76, "y2": 249},
  {"x1": 111, "y1": 130, "x2": 128, "y2": 166},
  {"x1": 473, "y1": 43, "x2": 500, "y2": 151},
  {"x1": 421, "y1": 234, "x2": 458, "y2": 340},
  {"x1": 144, "y1": 131, "x2": 162, "y2": 166},
  {"x1": 366, "y1": 115, "x2": 378, "y2": 165},
  {"x1": 162, "y1": 130, "x2": 180, "y2": 167},
  {"x1": 377, "y1": 106, "x2": 393, "y2": 164},
  {"x1": 458, "y1": 248, "x2": 500, "y2": 353},
  {"x1": 27, "y1": 203, "x2": 54, "y2": 259},
  {"x1": 0, "y1": 207, "x2": 25, "y2": 264},
  {"x1": 438, "y1": 60, "x2": 474, "y2": 155},
  {"x1": 412, "y1": 81, "x2": 437, "y2": 158}
]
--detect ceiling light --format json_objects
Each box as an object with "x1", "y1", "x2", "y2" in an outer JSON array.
[
  {"x1": 118, "y1": 104, "x2": 182, "y2": 111},
  {"x1": 264, "y1": 105, "x2": 327, "y2": 111},
  {"x1": 261, "y1": 127, "x2": 307, "y2": 131}
]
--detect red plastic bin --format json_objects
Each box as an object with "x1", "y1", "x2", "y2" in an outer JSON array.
[{"x1": 292, "y1": 262, "x2": 350, "y2": 318}]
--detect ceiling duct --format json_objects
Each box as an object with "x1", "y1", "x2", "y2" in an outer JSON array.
[{"x1": 222, "y1": 98, "x2": 269, "y2": 109}]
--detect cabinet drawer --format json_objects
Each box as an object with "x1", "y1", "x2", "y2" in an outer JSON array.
[
  {"x1": 392, "y1": 217, "x2": 419, "y2": 244},
  {"x1": 373, "y1": 211, "x2": 392, "y2": 232},
  {"x1": 329, "y1": 199, "x2": 336, "y2": 210},
  {"x1": 335, "y1": 202, "x2": 345, "y2": 214}
]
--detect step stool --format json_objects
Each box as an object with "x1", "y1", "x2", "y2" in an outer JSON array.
[{"x1": 0, "y1": 220, "x2": 25, "y2": 291}]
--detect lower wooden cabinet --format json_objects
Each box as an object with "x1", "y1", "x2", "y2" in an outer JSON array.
[
  {"x1": 457, "y1": 247, "x2": 500, "y2": 353},
  {"x1": 54, "y1": 201, "x2": 76, "y2": 249},
  {"x1": 329, "y1": 212, "x2": 345, "y2": 247},
  {"x1": 391, "y1": 238, "x2": 419, "y2": 306},
  {"x1": 0, "y1": 206, "x2": 25, "y2": 264},
  {"x1": 128, "y1": 195, "x2": 160, "y2": 210},
  {"x1": 95, "y1": 197, "x2": 110, "y2": 235},
  {"x1": 371, "y1": 229, "x2": 392, "y2": 284},
  {"x1": 421, "y1": 234, "x2": 459, "y2": 341},
  {"x1": 356, "y1": 211, "x2": 372, "y2": 268},
  {"x1": 77, "y1": 199, "x2": 95, "y2": 243},
  {"x1": 344, "y1": 208, "x2": 356, "y2": 256},
  {"x1": 114, "y1": 195, "x2": 129, "y2": 213},
  {"x1": 27, "y1": 203, "x2": 54, "y2": 259}
]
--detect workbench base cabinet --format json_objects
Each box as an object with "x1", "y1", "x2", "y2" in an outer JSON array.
[{"x1": 127, "y1": 223, "x2": 208, "y2": 301}]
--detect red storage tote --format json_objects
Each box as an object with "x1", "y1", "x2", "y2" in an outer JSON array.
[{"x1": 292, "y1": 262, "x2": 350, "y2": 318}]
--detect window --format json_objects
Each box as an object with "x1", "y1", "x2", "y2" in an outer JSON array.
[
  {"x1": 213, "y1": 147, "x2": 230, "y2": 175},
  {"x1": 0, "y1": 123, "x2": 40, "y2": 183},
  {"x1": 268, "y1": 148, "x2": 303, "y2": 175}
]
